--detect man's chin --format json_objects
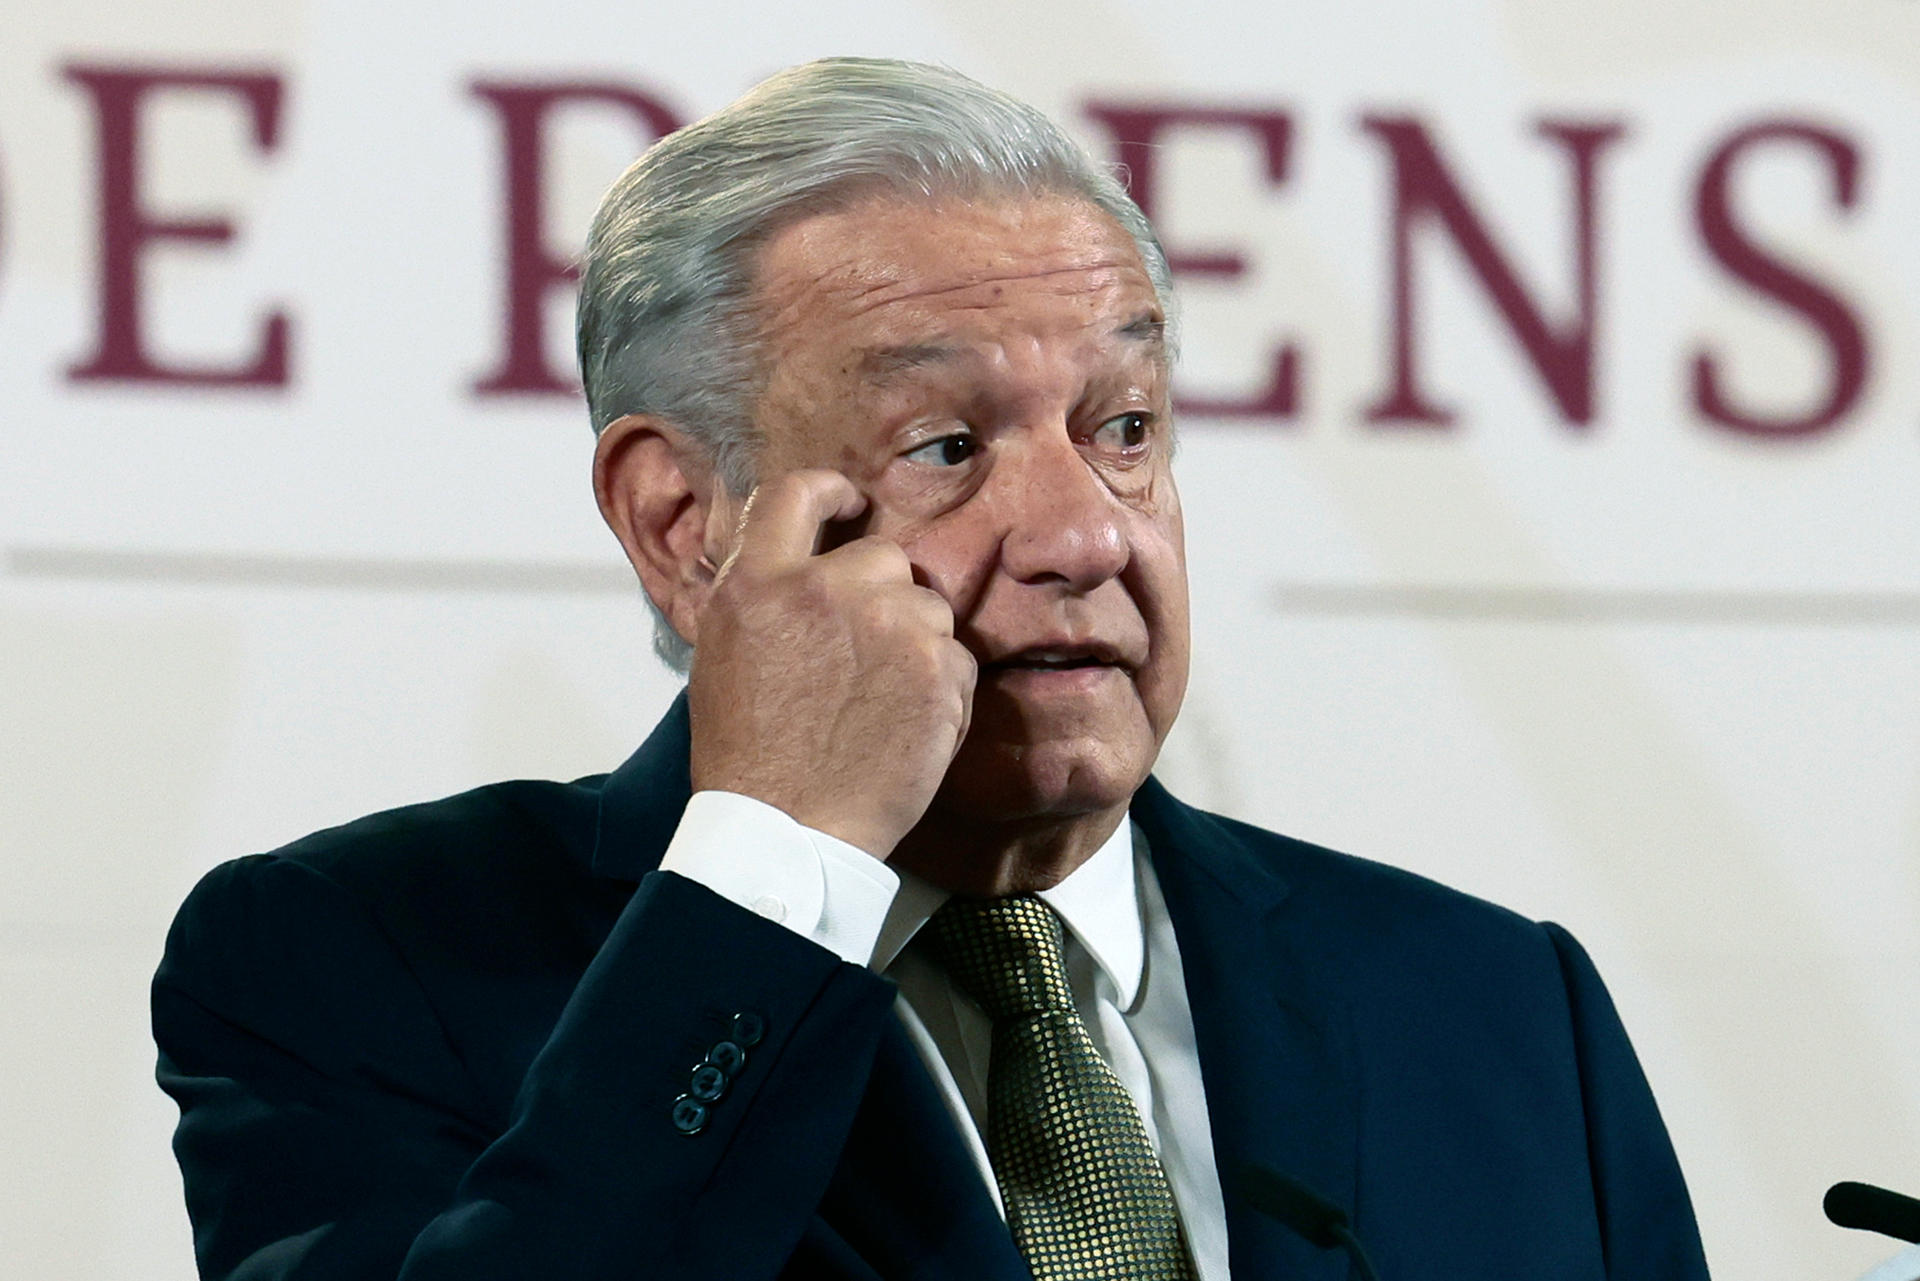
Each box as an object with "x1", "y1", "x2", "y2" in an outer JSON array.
[{"x1": 929, "y1": 736, "x2": 1150, "y2": 830}]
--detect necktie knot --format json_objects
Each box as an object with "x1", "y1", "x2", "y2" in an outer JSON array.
[{"x1": 922, "y1": 895, "x2": 1074, "y2": 1023}]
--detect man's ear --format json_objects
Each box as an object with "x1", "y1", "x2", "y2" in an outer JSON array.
[{"x1": 592, "y1": 415, "x2": 738, "y2": 650}]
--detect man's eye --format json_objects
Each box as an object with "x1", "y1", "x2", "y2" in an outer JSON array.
[
  {"x1": 1092, "y1": 412, "x2": 1151, "y2": 450},
  {"x1": 905, "y1": 434, "x2": 979, "y2": 467}
]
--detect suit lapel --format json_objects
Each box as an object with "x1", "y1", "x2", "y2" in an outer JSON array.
[
  {"x1": 592, "y1": 694, "x2": 1021, "y2": 1278},
  {"x1": 594, "y1": 702, "x2": 1357, "y2": 1278},
  {"x1": 1134, "y1": 779, "x2": 1360, "y2": 1281},
  {"x1": 818, "y1": 1021, "x2": 1031, "y2": 1280}
]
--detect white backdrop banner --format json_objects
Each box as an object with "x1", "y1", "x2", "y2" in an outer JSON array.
[{"x1": 5, "y1": 2, "x2": 1918, "y2": 1279}]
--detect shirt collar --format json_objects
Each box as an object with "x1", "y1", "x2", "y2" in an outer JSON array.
[
  {"x1": 872, "y1": 816, "x2": 1146, "y2": 1009},
  {"x1": 1038, "y1": 818, "x2": 1145, "y2": 1009}
]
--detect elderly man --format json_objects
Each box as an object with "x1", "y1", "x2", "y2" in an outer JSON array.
[{"x1": 155, "y1": 59, "x2": 1710, "y2": 1281}]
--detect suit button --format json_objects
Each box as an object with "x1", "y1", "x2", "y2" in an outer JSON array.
[
  {"x1": 670, "y1": 1095, "x2": 708, "y2": 1135},
  {"x1": 731, "y1": 1011, "x2": 766, "y2": 1047},
  {"x1": 689, "y1": 1063, "x2": 728, "y2": 1102},
  {"x1": 706, "y1": 1039, "x2": 747, "y2": 1076}
]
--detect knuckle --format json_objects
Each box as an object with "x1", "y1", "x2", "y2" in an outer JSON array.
[
  {"x1": 846, "y1": 537, "x2": 911, "y2": 576},
  {"x1": 764, "y1": 470, "x2": 812, "y2": 501},
  {"x1": 914, "y1": 587, "x2": 955, "y2": 628},
  {"x1": 790, "y1": 565, "x2": 839, "y2": 611}
]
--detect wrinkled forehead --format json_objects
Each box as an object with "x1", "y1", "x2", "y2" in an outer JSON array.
[{"x1": 750, "y1": 193, "x2": 1166, "y2": 364}]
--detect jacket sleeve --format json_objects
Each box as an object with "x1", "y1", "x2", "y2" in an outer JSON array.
[
  {"x1": 1542, "y1": 922, "x2": 1711, "y2": 1281},
  {"x1": 154, "y1": 856, "x2": 899, "y2": 1280}
]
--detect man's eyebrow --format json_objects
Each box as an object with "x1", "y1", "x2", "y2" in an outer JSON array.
[
  {"x1": 854, "y1": 343, "x2": 962, "y2": 385},
  {"x1": 1118, "y1": 314, "x2": 1167, "y2": 349}
]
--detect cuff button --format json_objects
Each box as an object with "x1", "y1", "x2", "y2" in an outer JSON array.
[
  {"x1": 706, "y1": 1039, "x2": 747, "y2": 1076},
  {"x1": 688, "y1": 1063, "x2": 728, "y2": 1103},
  {"x1": 670, "y1": 1095, "x2": 709, "y2": 1135},
  {"x1": 730, "y1": 1011, "x2": 766, "y2": 1047}
]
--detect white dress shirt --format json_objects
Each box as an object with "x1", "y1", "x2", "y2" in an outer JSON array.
[{"x1": 659, "y1": 791, "x2": 1232, "y2": 1281}]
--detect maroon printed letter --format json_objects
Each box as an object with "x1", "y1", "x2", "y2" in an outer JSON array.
[
  {"x1": 1691, "y1": 121, "x2": 1867, "y2": 438},
  {"x1": 1360, "y1": 116, "x2": 1624, "y2": 428},
  {"x1": 1083, "y1": 103, "x2": 1300, "y2": 419},
  {"x1": 64, "y1": 64, "x2": 289, "y2": 387},
  {"x1": 469, "y1": 81, "x2": 682, "y2": 396}
]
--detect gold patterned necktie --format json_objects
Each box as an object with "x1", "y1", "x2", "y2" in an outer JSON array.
[{"x1": 920, "y1": 895, "x2": 1197, "y2": 1281}]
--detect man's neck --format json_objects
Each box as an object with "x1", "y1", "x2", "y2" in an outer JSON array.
[{"x1": 888, "y1": 803, "x2": 1130, "y2": 898}]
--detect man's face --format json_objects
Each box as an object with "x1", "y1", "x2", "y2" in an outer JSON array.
[{"x1": 746, "y1": 192, "x2": 1189, "y2": 831}]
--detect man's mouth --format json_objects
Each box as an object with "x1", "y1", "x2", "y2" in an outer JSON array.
[{"x1": 982, "y1": 644, "x2": 1129, "y2": 674}]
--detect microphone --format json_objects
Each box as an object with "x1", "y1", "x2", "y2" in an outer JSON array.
[
  {"x1": 1232, "y1": 1161, "x2": 1383, "y2": 1281},
  {"x1": 1826, "y1": 1182, "x2": 1920, "y2": 1245}
]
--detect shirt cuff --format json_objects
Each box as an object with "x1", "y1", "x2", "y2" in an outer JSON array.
[{"x1": 658, "y1": 790, "x2": 900, "y2": 967}]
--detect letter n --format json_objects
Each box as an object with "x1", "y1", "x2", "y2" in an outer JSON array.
[{"x1": 1360, "y1": 116, "x2": 1624, "y2": 428}]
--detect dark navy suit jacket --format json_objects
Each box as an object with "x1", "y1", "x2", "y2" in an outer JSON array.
[{"x1": 154, "y1": 695, "x2": 1710, "y2": 1279}]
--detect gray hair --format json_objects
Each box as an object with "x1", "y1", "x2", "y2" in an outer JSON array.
[{"x1": 575, "y1": 57, "x2": 1173, "y2": 670}]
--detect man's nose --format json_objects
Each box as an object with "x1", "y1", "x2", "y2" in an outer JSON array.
[{"x1": 991, "y1": 430, "x2": 1128, "y2": 591}]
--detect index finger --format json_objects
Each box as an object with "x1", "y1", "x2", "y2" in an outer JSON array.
[{"x1": 731, "y1": 470, "x2": 870, "y2": 573}]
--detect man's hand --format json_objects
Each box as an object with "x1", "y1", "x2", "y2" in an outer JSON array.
[{"x1": 687, "y1": 470, "x2": 978, "y2": 858}]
